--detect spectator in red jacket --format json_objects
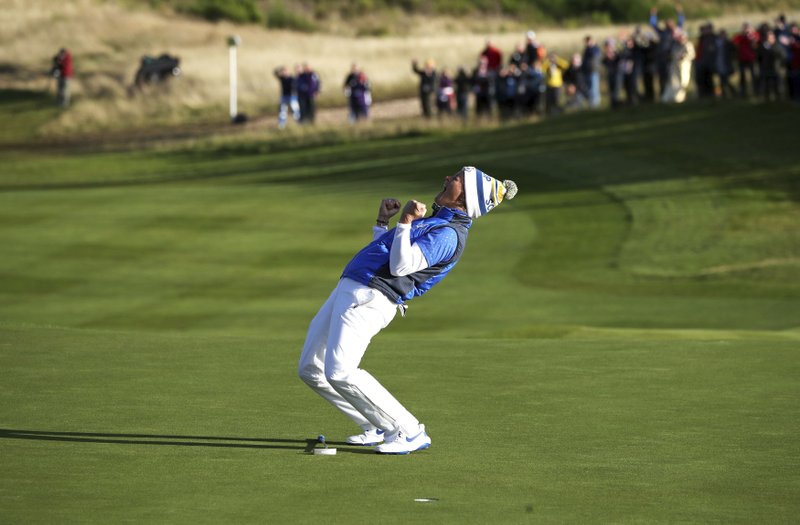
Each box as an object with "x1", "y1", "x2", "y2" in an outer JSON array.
[
  {"x1": 51, "y1": 48, "x2": 73, "y2": 108},
  {"x1": 788, "y1": 26, "x2": 800, "y2": 102},
  {"x1": 732, "y1": 22, "x2": 760, "y2": 97},
  {"x1": 480, "y1": 40, "x2": 503, "y2": 73}
]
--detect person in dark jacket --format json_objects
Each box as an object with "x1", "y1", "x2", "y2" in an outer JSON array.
[
  {"x1": 412, "y1": 59, "x2": 437, "y2": 118},
  {"x1": 510, "y1": 43, "x2": 526, "y2": 68},
  {"x1": 520, "y1": 60, "x2": 545, "y2": 115},
  {"x1": 695, "y1": 22, "x2": 719, "y2": 99},
  {"x1": 454, "y1": 66, "x2": 471, "y2": 119},
  {"x1": 296, "y1": 63, "x2": 321, "y2": 124},
  {"x1": 495, "y1": 66, "x2": 518, "y2": 120},
  {"x1": 649, "y1": 4, "x2": 685, "y2": 97},
  {"x1": 582, "y1": 35, "x2": 602, "y2": 108},
  {"x1": 274, "y1": 66, "x2": 300, "y2": 129},
  {"x1": 349, "y1": 71, "x2": 371, "y2": 122},
  {"x1": 603, "y1": 38, "x2": 622, "y2": 109},
  {"x1": 524, "y1": 30, "x2": 542, "y2": 66},
  {"x1": 343, "y1": 63, "x2": 370, "y2": 122},
  {"x1": 564, "y1": 54, "x2": 589, "y2": 109},
  {"x1": 472, "y1": 57, "x2": 493, "y2": 118},
  {"x1": 639, "y1": 31, "x2": 659, "y2": 102},
  {"x1": 758, "y1": 30, "x2": 787, "y2": 101},
  {"x1": 436, "y1": 68, "x2": 455, "y2": 116},
  {"x1": 618, "y1": 37, "x2": 639, "y2": 105},
  {"x1": 717, "y1": 29, "x2": 738, "y2": 99}
]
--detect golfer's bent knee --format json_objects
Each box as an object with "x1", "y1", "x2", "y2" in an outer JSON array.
[
  {"x1": 298, "y1": 364, "x2": 326, "y2": 388},
  {"x1": 325, "y1": 370, "x2": 354, "y2": 391}
]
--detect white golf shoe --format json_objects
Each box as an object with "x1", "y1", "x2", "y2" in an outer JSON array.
[
  {"x1": 375, "y1": 424, "x2": 431, "y2": 455},
  {"x1": 346, "y1": 428, "x2": 385, "y2": 446}
]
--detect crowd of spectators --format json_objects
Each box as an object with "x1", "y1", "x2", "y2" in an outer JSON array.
[{"x1": 273, "y1": 7, "x2": 799, "y2": 128}]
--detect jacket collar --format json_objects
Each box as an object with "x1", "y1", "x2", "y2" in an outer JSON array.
[{"x1": 434, "y1": 207, "x2": 472, "y2": 228}]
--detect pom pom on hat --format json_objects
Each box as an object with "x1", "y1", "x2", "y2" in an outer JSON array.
[
  {"x1": 463, "y1": 166, "x2": 518, "y2": 219},
  {"x1": 503, "y1": 179, "x2": 518, "y2": 200}
]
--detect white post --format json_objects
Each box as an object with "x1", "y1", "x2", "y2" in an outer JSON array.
[{"x1": 228, "y1": 35, "x2": 241, "y2": 121}]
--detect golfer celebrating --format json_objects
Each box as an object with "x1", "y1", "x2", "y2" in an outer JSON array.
[{"x1": 298, "y1": 167, "x2": 517, "y2": 454}]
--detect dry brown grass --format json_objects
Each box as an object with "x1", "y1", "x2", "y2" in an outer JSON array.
[{"x1": 0, "y1": 0, "x2": 795, "y2": 135}]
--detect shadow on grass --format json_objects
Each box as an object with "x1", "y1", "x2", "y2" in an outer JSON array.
[
  {"x1": 0, "y1": 88, "x2": 53, "y2": 105},
  {"x1": 0, "y1": 428, "x2": 374, "y2": 454},
  {"x1": 0, "y1": 88, "x2": 60, "y2": 145}
]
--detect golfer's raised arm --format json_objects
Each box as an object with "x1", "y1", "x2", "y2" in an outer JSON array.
[
  {"x1": 373, "y1": 197, "x2": 401, "y2": 239},
  {"x1": 389, "y1": 224, "x2": 429, "y2": 276},
  {"x1": 389, "y1": 200, "x2": 429, "y2": 276}
]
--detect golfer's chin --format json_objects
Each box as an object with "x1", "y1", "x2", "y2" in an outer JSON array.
[{"x1": 431, "y1": 196, "x2": 445, "y2": 215}]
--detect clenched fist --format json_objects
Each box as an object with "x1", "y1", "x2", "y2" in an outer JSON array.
[
  {"x1": 377, "y1": 198, "x2": 401, "y2": 223},
  {"x1": 399, "y1": 200, "x2": 427, "y2": 224}
]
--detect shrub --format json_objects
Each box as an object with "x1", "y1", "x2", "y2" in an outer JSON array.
[
  {"x1": 355, "y1": 25, "x2": 390, "y2": 37},
  {"x1": 267, "y1": 1, "x2": 317, "y2": 32},
  {"x1": 601, "y1": 0, "x2": 651, "y2": 23},
  {"x1": 339, "y1": 0, "x2": 376, "y2": 19},
  {"x1": 532, "y1": 0, "x2": 652, "y2": 24},
  {"x1": 391, "y1": 0, "x2": 424, "y2": 12},
  {"x1": 431, "y1": 3, "x2": 473, "y2": 16},
  {"x1": 185, "y1": 0, "x2": 264, "y2": 24}
]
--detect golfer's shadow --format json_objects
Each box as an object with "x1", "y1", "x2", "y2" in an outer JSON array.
[{"x1": 0, "y1": 428, "x2": 374, "y2": 454}]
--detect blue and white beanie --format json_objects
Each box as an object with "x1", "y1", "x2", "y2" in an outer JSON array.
[{"x1": 463, "y1": 166, "x2": 518, "y2": 219}]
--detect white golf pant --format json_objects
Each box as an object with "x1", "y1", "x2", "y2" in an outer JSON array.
[{"x1": 297, "y1": 278, "x2": 420, "y2": 434}]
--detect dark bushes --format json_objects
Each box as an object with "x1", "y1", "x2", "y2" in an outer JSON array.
[{"x1": 184, "y1": 0, "x2": 263, "y2": 23}]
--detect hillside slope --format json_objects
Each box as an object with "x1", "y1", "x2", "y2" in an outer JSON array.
[{"x1": 1, "y1": 0, "x2": 796, "y2": 135}]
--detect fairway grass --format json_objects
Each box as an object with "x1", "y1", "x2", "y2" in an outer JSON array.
[
  {"x1": 1, "y1": 100, "x2": 799, "y2": 522},
  {"x1": 1, "y1": 325, "x2": 798, "y2": 523}
]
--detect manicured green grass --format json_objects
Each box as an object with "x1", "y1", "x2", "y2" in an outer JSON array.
[
  {"x1": 1, "y1": 98, "x2": 799, "y2": 522},
  {"x1": 1, "y1": 326, "x2": 798, "y2": 523}
]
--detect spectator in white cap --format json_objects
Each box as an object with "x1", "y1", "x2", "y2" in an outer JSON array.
[
  {"x1": 298, "y1": 167, "x2": 517, "y2": 454},
  {"x1": 525, "y1": 30, "x2": 542, "y2": 66}
]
